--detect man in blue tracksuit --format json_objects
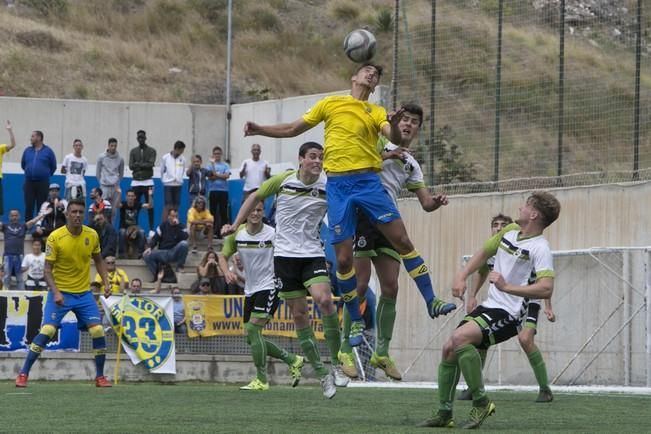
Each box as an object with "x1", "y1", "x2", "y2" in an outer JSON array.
[{"x1": 21, "y1": 130, "x2": 56, "y2": 220}]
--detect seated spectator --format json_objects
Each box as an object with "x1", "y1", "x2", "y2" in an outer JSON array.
[
  {"x1": 0, "y1": 265, "x2": 4, "y2": 290},
  {"x1": 88, "y1": 187, "x2": 112, "y2": 223},
  {"x1": 193, "y1": 250, "x2": 225, "y2": 294},
  {"x1": 143, "y1": 208, "x2": 189, "y2": 281},
  {"x1": 226, "y1": 252, "x2": 246, "y2": 295},
  {"x1": 187, "y1": 196, "x2": 213, "y2": 253},
  {"x1": 1, "y1": 209, "x2": 48, "y2": 290},
  {"x1": 94, "y1": 255, "x2": 129, "y2": 295},
  {"x1": 22, "y1": 239, "x2": 47, "y2": 291},
  {"x1": 195, "y1": 278, "x2": 213, "y2": 295},
  {"x1": 117, "y1": 189, "x2": 152, "y2": 259},
  {"x1": 172, "y1": 287, "x2": 186, "y2": 334},
  {"x1": 34, "y1": 183, "x2": 67, "y2": 246},
  {"x1": 90, "y1": 213, "x2": 118, "y2": 258},
  {"x1": 129, "y1": 278, "x2": 142, "y2": 295}
]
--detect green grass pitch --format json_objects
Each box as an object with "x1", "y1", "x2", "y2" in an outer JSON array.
[{"x1": 2, "y1": 382, "x2": 650, "y2": 433}]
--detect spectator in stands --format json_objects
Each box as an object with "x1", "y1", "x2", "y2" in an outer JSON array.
[
  {"x1": 193, "y1": 250, "x2": 225, "y2": 294},
  {"x1": 61, "y1": 139, "x2": 88, "y2": 201},
  {"x1": 34, "y1": 183, "x2": 67, "y2": 246},
  {"x1": 22, "y1": 239, "x2": 47, "y2": 291},
  {"x1": 21, "y1": 130, "x2": 56, "y2": 221},
  {"x1": 160, "y1": 140, "x2": 186, "y2": 210},
  {"x1": 226, "y1": 253, "x2": 245, "y2": 295},
  {"x1": 0, "y1": 121, "x2": 17, "y2": 220},
  {"x1": 187, "y1": 154, "x2": 210, "y2": 207},
  {"x1": 96, "y1": 137, "x2": 125, "y2": 219},
  {"x1": 239, "y1": 143, "x2": 270, "y2": 198},
  {"x1": 206, "y1": 146, "x2": 230, "y2": 237},
  {"x1": 187, "y1": 196, "x2": 213, "y2": 253},
  {"x1": 88, "y1": 187, "x2": 113, "y2": 223},
  {"x1": 90, "y1": 213, "x2": 118, "y2": 259},
  {"x1": 94, "y1": 255, "x2": 128, "y2": 295},
  {"x1": 129, "y1": 130, "x2": 156, "y2": 234},
  {"x1": 143, "y1": 208, "x2": 189, "y2": 281},
  {"x1": 172, "y1": 287, "x2": 186, "y2": 334},
  {"x1": 129, "y1": 278, "x2": 142, "y2": 295},
  {"x1": 117, "y1": 189, "x2": 152, "y2": 259},
  {"x1": 1, "y1": 209, "x2": 47, "y2": 290}
]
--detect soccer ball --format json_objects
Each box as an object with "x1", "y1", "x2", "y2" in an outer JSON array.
[{"x1": 343, "y1": 29, "x2": 376, "y2": 63}]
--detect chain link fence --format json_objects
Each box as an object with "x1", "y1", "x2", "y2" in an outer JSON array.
[{"x1": 394, "y1": 0, "x2": 651, "y2": 191}]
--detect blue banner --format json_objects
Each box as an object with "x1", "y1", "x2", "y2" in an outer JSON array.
[{"x1": 0, "y1": 291, "x2": 80, "y2": 352}]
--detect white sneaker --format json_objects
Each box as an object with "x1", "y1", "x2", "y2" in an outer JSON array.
[
  {"x1": 332, "y1": 365, "x2": 350, "y2": 387},
  {"x1": 320, "y1": 373, "x2": 336, "y2": 399}
]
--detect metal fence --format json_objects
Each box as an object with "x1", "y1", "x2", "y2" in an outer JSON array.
[{"x1": 393, "y1": 0, "x2": 651, "y2": 190}]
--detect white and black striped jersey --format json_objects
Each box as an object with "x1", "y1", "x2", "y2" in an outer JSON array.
[{"x1": 380, "y1": 142, "x2": 426, "y2": 205}]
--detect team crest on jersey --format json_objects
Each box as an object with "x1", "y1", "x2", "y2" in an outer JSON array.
[
  {"x1": 188, "y1": 301, "x2": 206, "y2": 332},
  {"x1": 259, "y1": 240, "x2": 266, "y2": 248},
  {"x1": 310, "y1": 188, "x2": 319, "y2": 197},
  {"x1": 45, "y1": 243, "x2": 53, "y2": 256},
  {"x1": 85, "y1": 238, "x2": 89, "y2": 246},
  {"x1": 403, "y1": 162, "x2": 414, "y2": 172}
]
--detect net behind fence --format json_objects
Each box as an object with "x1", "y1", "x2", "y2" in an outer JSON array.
[{"x1": 395, "y1": 0, "x2": 651, "y2": 191}]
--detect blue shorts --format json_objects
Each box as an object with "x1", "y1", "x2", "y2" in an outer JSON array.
[
  {"x1": 326, "y1": 172, "x2": 400, "y2": 244},
  {"x1": 42, "y1": 290, "x2": 102, "y2": 329}
]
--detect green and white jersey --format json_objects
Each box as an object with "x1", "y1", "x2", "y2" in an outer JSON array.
[
  {"x1": 221, "y1": 223, "x2": 275, "y2": 296},
  {"x1": 380, "y1": 142, "x2": 426, "y2": 205},
  {"x1": 481, "y1": 223, "x2": 554, "y2": 317},
  {"x1": 483, "y1": 255, "x2": 541, "y2": 307},
  {"x1": 256, "y1": 170, "x2": 327, "y2": 258}
]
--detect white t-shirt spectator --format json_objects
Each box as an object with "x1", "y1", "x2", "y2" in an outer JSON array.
[
  {"x1": 62, "y1": 154, "x2": 88, "y2": 187},
  {"x1": 239, "y1": 158, "x2": 269, "y2": 192},
  {"x1": 22, "y1": 253, "x2": 46, "y2": 279}
]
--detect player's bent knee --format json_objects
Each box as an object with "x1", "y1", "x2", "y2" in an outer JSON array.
[
  {"x1": 40, "y1": 324, "x2": 57, "y2": 338},
  {"x1": 88, "y1": 324, "x2": 105, "y2": 339}
]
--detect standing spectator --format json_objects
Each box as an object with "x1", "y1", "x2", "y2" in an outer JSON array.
[
  {"x1": 34, "y1": 184, "x2": 67, "y2": 245},
  {"x1": 93, "y1": 255, "x2": 128, "y2": 295},
  {"x1": 21, "y1": 130, "x2": 56, "y2": 221},
  {"x1": 187, "y1": 196, "x2": 213, "y2": 253},
  {"x1": 117, "y1": 189, "x2": 152, "y2": 259},
  {"x1": 96, "y1": 137, "x2": 125, "y2": 219},
  {"x1": 0, "y1": 121, "x2": 17, "y2": 220},
  {"x1": 22, "y1": 239, "x2": 47, "y2": 291},
  {"x1": 172, "y1": 287, "x2": 186, "y2": 334},
  {"x1": 142, "y1": 208, "x2": 189, "y2": 281},
  {"x1": 88, "y1": 187, "x2": 112, "y2": 223},
  {"x1": 160, "y1": 140, "x2": 186, "y2": 210},
  {"x1": 90, "y1": 213, "x2": 118, "y2": 258},
  {"x1": 239, "y1": 143, "x2": 270, "y2": 199},
  {"x1": 206, "y1": 146, "x2": 230, "y2": 236},
  {"x1": 129, "y1": 130, "x2": 156, "y2": 234},
  {"x1": 1, "y1": 209, "x2": 47, "y2": 290},
  {"x1": 61, "y1": 139, "x2": 88, "y2": 201},
  {"x1": 187, "y1": 154, "x2": 210, "y2": 206},
  {"x1": 194, "y1": 250, "x2": 225, "y2": 294}
]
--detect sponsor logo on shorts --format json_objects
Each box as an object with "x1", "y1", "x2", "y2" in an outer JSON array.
[
  {"x1": 334, "y1": 225, "x2": 342, "y2": 235},
  {"x1": 378, "y1": 212, "x2": 394, "y2": 221},
  {"x1": 313, "y1": 269, "x2": 327, "y2": 274}
]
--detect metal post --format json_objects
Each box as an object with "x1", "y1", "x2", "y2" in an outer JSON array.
[
  {"x1": 557, "y1": 0, "x2": 565, "y2": 178},
  {"x1": 391, "y1": 0, "x2": 399, "y2": 110},
  {"x1": 493, "y1": 0, "x2": 503, "y2": 183},
  {"x1": 623, "y1": 252, "x2": 631, "y2": 386},
  {"x1": 646, "y1": 249, "x2": 651, "y2": 387},
  {"x1": 224, "y1": 0, "x2": 233, "y2": 161},
  {"x1": 429, "y1": 0, "x2": 436, "y2": 186},
  {"x1": 633, "y1": 0, "x2": 641, "y2": 181}
]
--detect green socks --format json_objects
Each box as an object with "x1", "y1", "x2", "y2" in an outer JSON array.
[
  {"x1": 322, "y1": 312, "x2": 342, "y2": 363},
  {"x1": 376, "y1": 296, "x2": 397, "y2": 357},
  {"x1": 438, "y1": 359, "x2": 461, "y2": 412},
  {"x1": 527, "y1": 349, "x2": 550, "y2": 392},
  {"x1": 297, "y1": 326, "x2": 328, "y2": 378},
  {"x1": 340, "y1": 307, "x2": 353, "y2": 354},
  {"x1": 245, "y1": 322, "x2": 268, "y2": 383},
  {"x1": 265, "y1": 339, "x2": 295, "y2": 365},
  {"x1": 456, "y1": 344, "x2": 487, "y2": 403}
]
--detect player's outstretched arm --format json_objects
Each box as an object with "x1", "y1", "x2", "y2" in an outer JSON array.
[
  {"x1": 382, "y1": 108, "x2": 405, "y2": 145},
  {"x1": 244, "y1": 118, "x2": 311, "y2": 138},
  {"x1": 451, "y1": 247, "x2": 491, "y2": 300},
  {"x1": 414, "y1": 189, "x2": 449, "y2": 213},
  {"x1": 6, "y1": 120, "x2": 16, "y2": 151},
  {"x1": 220, "y1": 193, "x2": 262, "y2": 236}
]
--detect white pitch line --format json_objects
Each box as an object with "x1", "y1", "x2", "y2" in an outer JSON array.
[{"x1": 6, "y1": 392, "x2": 32, "y2": 396}]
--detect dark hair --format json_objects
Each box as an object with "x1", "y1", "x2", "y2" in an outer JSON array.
[
  {"x1": 528, "y1": 191, "x2": 561, "y2": 228},
  {"x1": 401, "y1": 102, "x2": 424, "y2": 127},
  {"x1": 73, "y1": 138, "x2": 82, "y2": 145},
  {"x1": 193, "y1": 154, "x2": 203, "y2": 161},
  {"x1": 32, "y1": 238, "x2": 42, "y2": 245},
  {"x1": 126, "y1": 189, "x2": 135, "y2": 195},
  {"x1": 90, "y1": 282, "x2": 101, "y2": 288},
  {"x1": 95, "y1": 187, "x2": 103, "y2": 197},
  {"x1": 67, "y1": 198, "x2": 86, "y2": 210},
  {"x1": 131, "y1": 278, "x2": 142, "y2": 286},
  {"x1": 212, "y1": 146, "x2": 223, "y2": 153},
  {"x1": 174, "y1": 140, "x2": 186, "y2": 150},
  {"x1": 491, "y1": 213, "x2": 513, "y2": 226},
  {"x1": 34, "y1": 130, "x2": 44, "y2": 141},
  {"x1": 137, "y1": 130, "x2": 146, "y2": 136},
  {"x1": 356, "y1": 62, "x2": 383, "y2": 78},
  {"x1": 299, "y1": 141, "x2": 323, "y2": 157},
  {"x1": 108, "y1": 137, "x2": 117, "y2": 144}
]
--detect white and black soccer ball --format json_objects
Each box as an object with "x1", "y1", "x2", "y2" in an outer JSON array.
[{"x1": 343, "y1": 29, "x2": 377, "y2": 63}]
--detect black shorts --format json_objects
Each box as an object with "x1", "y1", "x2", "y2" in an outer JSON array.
[
  {"x1": 353, "y1": 211, "x2": 400, "y2": 261},
  {"x1": 460, "y1": 305, "x2": 520, "y2": 350},
  {"x1": 273, "y1": 256, "x2": 330, "y2": 300},
  {"x1": 522, "y1": 302, "x2": 541, "y2": 332},
  {"x1": 243, "y1": 289, "x2": 279, "y2": 323}
]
